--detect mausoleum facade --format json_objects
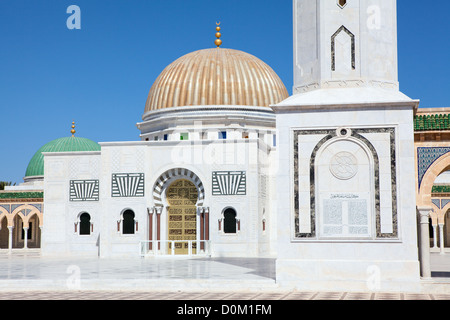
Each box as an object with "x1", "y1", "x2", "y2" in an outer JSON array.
[{"x1": 1, "y1": 0, "x2": 449, "y2": 292}]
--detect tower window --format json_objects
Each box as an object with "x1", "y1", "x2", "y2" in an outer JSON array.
[
  {"x1": 164, "y1": 134, "x2": 168, "y2": 141},
  {"x1": 219, "y1": 131, "x2": 227, "y2": 140},
  {"x1": 338, "y1": 0, "x2": 347, "y2": 8},
  {"x1": 180, "y1": 133, "x2": 189, "y2": 141}
]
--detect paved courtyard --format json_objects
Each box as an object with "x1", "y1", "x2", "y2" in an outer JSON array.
[{"x1": 0, "y1": 250, "x2": 450, "y2": 300}]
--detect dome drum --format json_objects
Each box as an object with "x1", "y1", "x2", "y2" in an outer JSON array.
[{"x1": 138, "y1": 105, "x2": 277, "y2": 140}]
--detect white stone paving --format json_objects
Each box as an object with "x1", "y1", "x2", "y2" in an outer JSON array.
[{"x1": 0, "y1": 250, "x2": 450, "y2": 299}]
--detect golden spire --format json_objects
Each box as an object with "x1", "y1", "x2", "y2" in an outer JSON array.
[
  {"x1": 215, "y1": 22, "x2": 222, "y2": 48},
  {"x1": 71, "y1": 121, "x2": 76, "y2": 137}
]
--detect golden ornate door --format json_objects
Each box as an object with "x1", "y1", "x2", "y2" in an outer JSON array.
[{"x1": 167, "y1": 179, "x2": 198, "y2": 255}]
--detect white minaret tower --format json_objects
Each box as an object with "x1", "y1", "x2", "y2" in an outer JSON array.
[
  {"x1": 293, "y1": 0, "x2": 399, "y2": 94},
  {"x1": 273, "y1": 0, "x2": 423, "y2": 292}
]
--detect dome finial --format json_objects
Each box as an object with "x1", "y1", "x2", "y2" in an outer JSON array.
[
  {"x1": 71, "y1": 121, "x2": 76, "y2": 137},
  {"x1": 215, "y1": 22, "x2": 222, "y2": 48}
]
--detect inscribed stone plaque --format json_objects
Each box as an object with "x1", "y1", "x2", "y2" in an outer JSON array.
[{"x1": 321, "y1": 196, "x2": 370, "y2": 237}]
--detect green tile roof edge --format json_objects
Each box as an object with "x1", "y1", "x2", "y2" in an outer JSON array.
[
  {"x1": 414, "y1": 114, "x2": 450, "y2": 132},
  {"x1": 432, "y1": 185, "x2": 450, "y2": 194},
  {"x1": 0, "y1": 191, "x2": 44, "y2": 200}
]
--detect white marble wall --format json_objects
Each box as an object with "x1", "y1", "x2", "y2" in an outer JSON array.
[
  {"x1": 42, "y1": 152, "x2": 102, "y2": 257},
  {"x1": 42, "y1": 137, "x2": 275, "y2": 259},
  {"x1": 274, "y1": 106, "x2": 421, "y2": 292}
]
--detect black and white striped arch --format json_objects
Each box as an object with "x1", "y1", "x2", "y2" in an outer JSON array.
[{"x1": 152, "y1": 168, "x2": 205, "y2": 208}]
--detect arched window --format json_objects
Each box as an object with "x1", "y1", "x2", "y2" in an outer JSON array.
[
  {"x1": 80, "y1": 213, "x2": 91, "y2": 235},
  {"x1": 223, "y1": 208, "x2": 237, "y2": 234},
  {"x1": 122, "y1": 210, "x2": 135, "y2": 235}
]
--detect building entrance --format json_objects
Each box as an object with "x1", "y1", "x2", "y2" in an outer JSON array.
[{"x1": 167, "y1": 179, "x2": 198, "y2": 255}]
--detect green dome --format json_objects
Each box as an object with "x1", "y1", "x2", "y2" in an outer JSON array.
[{"x1": 25, "y1": 136, "x2": 101, "y2": 178}]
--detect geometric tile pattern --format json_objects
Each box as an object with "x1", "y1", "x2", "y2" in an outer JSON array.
[
  {"x1": 432, "y1": 199, "x2": 441, "y2": 209},
  {"x1": 0, "y1": 204, "x2": 43, "y2": 219},
  {"x1": 212, "y1": 171, "x2": 246, "y2": 196},
  {"x1": 431, "y1": 198, "x2": 450, "y2": 210},
  {"x1": 417, "y1": 147, "x2": 450, "y2": 189},
  {"x1": 443, "y1": 199, "x2": 450, "y2": 209},
  {"x1": 112, "y1": 173, "x2": 145, "y2": 198},
  {"x1": 70, "y1": 180, "x2": 99, "y2": 202}
]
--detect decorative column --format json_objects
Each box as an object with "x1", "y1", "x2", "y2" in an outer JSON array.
[
  {"x1": 8, "y1": 226, "x2": 13, "y2": 254},
  {"x1": 156, "y1": 207, "x2": 162, "y2": 251},
  {"x1": 439, "y1": 224, "x2": 446, "y2": 255},
  {"x1": 148, "y1": 208, "x2": 154, "y2": 251},
  {"x1": 23, "y1": 227, "x2": 29, "y2": 249},
  {"x1": 437, "y1": 210, "x2": 446, "y2": 255},
  {"x1": 204, "y1": 207, "x2": 210, "y2": 253},
  {"x1": 417, "y1": 207, "x2": 432, "y2": 279},
  {"x1": 432, "y1": 224, "x2": 438, "y2": 249},
  {"x1": 430, "y1": 209, "x2": 438, "y2": 249},
  {"x1": 39, "y1": 226, "x2": 43, "y2": 249},
  {"x1": 199, "y1": 207, "x2": 205, "y2": 251}
]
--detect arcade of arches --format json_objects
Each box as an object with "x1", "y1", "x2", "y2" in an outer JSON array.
[
  {"x1": 0, "y1": 193, "x2": 43, "y2": 251},
  {"x1": 416, "y1": 108, "x2": 450, "y2": 253}
]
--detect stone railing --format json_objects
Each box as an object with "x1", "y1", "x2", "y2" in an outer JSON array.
[{"x1": 139, "y1": 240, "x2": 211, "y2": 258}]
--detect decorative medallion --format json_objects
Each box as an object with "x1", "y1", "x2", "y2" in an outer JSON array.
[{"x1": 330, "y1": 152, "x2": 358, "y2": 180}]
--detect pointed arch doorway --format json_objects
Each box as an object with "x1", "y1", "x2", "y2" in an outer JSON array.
[{"x1": 167, "y1": 179, "x2": 198, "y2": 255}]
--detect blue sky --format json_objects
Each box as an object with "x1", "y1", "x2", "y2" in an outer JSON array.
[{"x1": 0, "y1": 0, "x2": 449, "y2": 184}]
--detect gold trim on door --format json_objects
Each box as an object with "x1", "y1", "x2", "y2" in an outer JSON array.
[{"x1": 167, "y1": 179, "x2": 198, "y2": 255}]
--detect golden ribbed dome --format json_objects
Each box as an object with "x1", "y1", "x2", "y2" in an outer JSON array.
[{"x1": 145, "y1": 48, "x2": 289, "y2": 112}]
